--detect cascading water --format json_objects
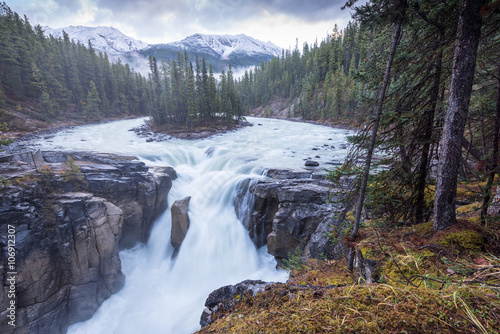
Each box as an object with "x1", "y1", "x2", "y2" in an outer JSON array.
[{"x1": 30, "y1": 117, "x2": 351, "y2": 333}]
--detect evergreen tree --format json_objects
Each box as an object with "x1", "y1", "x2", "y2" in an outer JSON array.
[{"x1": 83, "y1": 80, "x2": 101, "y2": 119}]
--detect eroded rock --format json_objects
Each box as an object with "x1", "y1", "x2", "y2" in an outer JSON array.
[
  {"x1": 235, "y1": 174, "x2": 346, "y2": 263},
  {"x1": 0, "y1": 151, "x2": 176, "y2": 334},
  {"x1": 171, "y1": 196, "x2": 191, "y2": 251}
]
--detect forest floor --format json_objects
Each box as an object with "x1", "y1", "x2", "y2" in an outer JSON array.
[{"x1": 196, "y1": 181, "x2": 500, "y2": 334}]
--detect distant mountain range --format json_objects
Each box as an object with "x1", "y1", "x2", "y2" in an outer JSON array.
[{"x1": 43, "y1": 26, "x2": 282, "y2": 74}]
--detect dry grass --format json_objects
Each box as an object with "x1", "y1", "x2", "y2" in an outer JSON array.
[{"x1": 196, "y1": 217, "x2": 500, "y2": 334}]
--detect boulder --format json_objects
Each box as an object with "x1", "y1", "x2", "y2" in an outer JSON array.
[
  {"x1": 305, "y1": 160, "x2": 320, "y2": 167},
  {"x1": 200, "y1": 280, "x2": 273, "y2": 327},
  {"x1": 171, "y1": 196, "x2": 191, "y2": 250}
]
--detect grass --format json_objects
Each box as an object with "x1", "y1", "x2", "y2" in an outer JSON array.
[{"x1": 196, "y1": 214, "x2": 500, "y2": 334}]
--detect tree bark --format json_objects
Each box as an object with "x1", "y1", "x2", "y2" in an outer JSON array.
[
  {"x1": 481, "y1": 58, "x2": 500, "y2": 224},
  {"x1": 351, "y1": 15, "x2": 404, "y2": 240},
  {"x1": 415, "y1": 29, "x2": 444, "y2": 224},
  {"x1": 433, "y1": 0, "x2": 486, "y2": 232}
]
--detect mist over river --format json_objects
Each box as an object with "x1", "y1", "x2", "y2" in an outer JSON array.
[{"x1": 30, "y1": 117, "x2": 351, "y2": 333}]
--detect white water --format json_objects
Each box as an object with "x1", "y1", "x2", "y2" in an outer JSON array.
[{"x1": 30, "y1": 117, "x2": 351, "y2": 334}]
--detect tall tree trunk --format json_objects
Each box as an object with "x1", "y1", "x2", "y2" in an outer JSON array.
[
  {"x1": 350, "y1": 15, "x2": 404, "y2": 240},
  {"x1": 481, "y1": 58, "x2": 500, "y2": 223},
  {"x1": 415, "y1": 29, "x2": 444, "y2": 224},
  {"x1": 433, "y1": 0, "x2": 486, "y2": 232}
]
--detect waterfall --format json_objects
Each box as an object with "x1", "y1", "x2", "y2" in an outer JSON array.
[{"x1": 30, "y1": 117, "x2": 351, "y2": 333}]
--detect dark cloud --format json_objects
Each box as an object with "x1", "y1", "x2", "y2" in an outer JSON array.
[
  {"x1": 252, "y1": 0, "x2": 348, "y2": 21},
  {"x1": 91, "y1": 0, "x2": 349, "y2": 28}
]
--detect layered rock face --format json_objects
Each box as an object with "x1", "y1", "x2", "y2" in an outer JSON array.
[
  {"x1": 0, "y1": 151, "x2": 175, "y2": 334},
  {"x1": 235, "y1": 169, "x2": 346, "y2": 263}
]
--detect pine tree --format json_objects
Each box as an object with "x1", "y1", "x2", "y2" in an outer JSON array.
[{"x1": 83, "y1": 80, "x2": 101, "y2": 119}]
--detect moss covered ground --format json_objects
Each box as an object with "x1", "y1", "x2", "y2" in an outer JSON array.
[{"x1": 196, "y1": 182, "x2": 500, "y2": 333}]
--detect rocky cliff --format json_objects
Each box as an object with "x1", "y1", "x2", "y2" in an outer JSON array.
[
  {"x1": 235, "y1": 169, "x2": 347, "y2": 264},
  {"x1": 0, "y1": 151, "x2": 175, "y2": 333}
]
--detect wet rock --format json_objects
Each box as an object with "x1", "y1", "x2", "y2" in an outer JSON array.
[
  {"x1": 41, "y1": 151, "x2": 174, "y2": 249},
  {"x1": 265, "y1": 169, "x2": 324, "y2": 180},
  {"x1": 171, "y1": 196, "x2": 191, "y2": 251},
  {"x1": 0, "y1": 152, "x2": 176, "y2": 333},
  {"x1": 205, "y1": 147, "x2": 216, "y2": 158},
  {"x1": 235, "y1": 175, "x2": 345, "y2": 262},
  {"x1": 305, "y1": 160, "x2": 320, "y2": 167}
]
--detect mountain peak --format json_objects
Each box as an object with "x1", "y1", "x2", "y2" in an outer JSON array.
[
  {"x1": 168, "y1": 33, "x2": 281, "y2": 60},
  {"x1": 43, "y1": 25, "x2": 150, "y2": 54}
]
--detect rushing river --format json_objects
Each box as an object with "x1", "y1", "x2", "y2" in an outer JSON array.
[{"x1": 30, "y1": 117, "x2": 351, "y2": 334}]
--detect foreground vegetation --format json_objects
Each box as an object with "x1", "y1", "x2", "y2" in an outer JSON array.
[{"x1": 197, "y1": 206, "x2": 500, "y2": 333}]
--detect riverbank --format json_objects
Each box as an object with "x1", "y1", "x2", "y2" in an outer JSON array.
[{"x1": 196, "y1": 215, "x2": 500, "y2": 333}]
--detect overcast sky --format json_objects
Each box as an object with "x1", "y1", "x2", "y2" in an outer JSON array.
[{"x1": 7, "y1": 0, "x2": 361, "y2": 49}]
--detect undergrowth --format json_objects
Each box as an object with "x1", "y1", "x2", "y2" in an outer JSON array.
[{"x1": 196, "y1": 215, "x2": 500, "y2": 334}]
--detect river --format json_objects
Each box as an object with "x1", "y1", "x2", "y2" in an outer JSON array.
[{"x1": 30, "y1": 117, "x2": 351, "y2": 333}]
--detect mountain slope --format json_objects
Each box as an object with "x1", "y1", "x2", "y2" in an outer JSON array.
[
  {"x1": 43, "y1": 26, "x2": 150, "y2": 55},
  {"x1": 43, "y1": 26, "x2": 281, "y2": 73},
  {"x1": 143, "y1": 33, "x2": 281, "y2": 71},
  {"x1": 163, "y1": 33, "x2": 281, "y2": 60}
]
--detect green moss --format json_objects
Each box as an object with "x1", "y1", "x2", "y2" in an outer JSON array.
[
  {"x1": 413, "y1": 221, "x2": 434, "y2": 237},
  {"x1": 439, "y1": 230, "x2": 484, "y2": 252},
  {"x1": 456, "y1": 202, "x2": 481, "y2": 214}
]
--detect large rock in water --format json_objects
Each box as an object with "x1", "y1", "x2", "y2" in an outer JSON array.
[
  {"x1": 234, "y1": 170, "x2": 347, "y2": 262},
  {"x1": 171, "y1": 196, "x2": 191, "y2": 250},
  {"x1": 0, "y1": 151, "x2": 175, "y2": 334}
]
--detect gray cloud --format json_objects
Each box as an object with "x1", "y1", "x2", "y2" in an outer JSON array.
[{"x1": 9, "y1": 0, "x2": 354, "y2": 47}]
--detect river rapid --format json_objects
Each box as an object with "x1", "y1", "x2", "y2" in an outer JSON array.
[{"x1": 30, "y1": 117, "x2": 351, "y2": 334}]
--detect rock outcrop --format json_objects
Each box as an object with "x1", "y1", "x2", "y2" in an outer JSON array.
[
  {"x1": 171, "y1": 196, "x2": 191, "y2": 251},
  {"x1": 42, "y1": 151, "x2": 176, "y2": 248},
  {"x1": 235, "y1": 169, "x2": 346, "y2": 263},
  {"x1": 200, "y1": 280, "x2": 273, "y2": 327},
  {"x1": 0, "y1": 151, "x2": 175, "y2": 333}
]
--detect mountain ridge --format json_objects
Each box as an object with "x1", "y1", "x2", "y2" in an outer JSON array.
[{"x1": 43, "y1": 25, "x2": 282, "y2": 73}]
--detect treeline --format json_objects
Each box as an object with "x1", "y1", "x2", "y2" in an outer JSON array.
[
  {"x1": 148, "y1": 53, "x2": 241, "y2": 129},
  {"x1": 237, "y1": 0, "x2": 500, "y2": 234},
  {"x1": 344, "y1": 0, "x2": 500, "y2": 232},
  {"x1": 0, "y1": 2, "x2": 243, "y2": 128},
  {"x1": 0, "y1": 2, "x2": 151, "y2": 120},
  {"x1": 237, "y1": 21, "x2": 363, "y2": 121}
]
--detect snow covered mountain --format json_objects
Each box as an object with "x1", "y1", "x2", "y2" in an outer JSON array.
[
  {"x1": 43, "y1": 26, "x2": 281, "y2": 73},
  {"x1": 143, "y1": 33, "x2": 281, "y2": 71},
  {"x1": 161, "y1": 33, "x2": 281, "y2": 60},
  {"x1": 43, "y1": 26, "x2": 150, "y2": 55}
]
